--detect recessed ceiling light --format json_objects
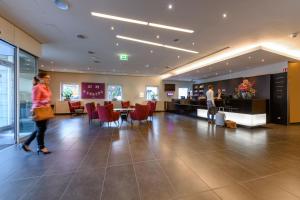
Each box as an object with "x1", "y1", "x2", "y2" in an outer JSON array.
[
  {"x1": 156, "y1": 35, "x2": 160, "y2": 39},
  {"x1": 192, "y1": 42, "x2": 195, "y2": 46},
  {"x1": 53, "y1": 0, "x2": 70, "y2": 11},
  {"x1": 116, "y1": 35, "x2": 199, "y2": 54},
  {"x1": 222, "y1": 13, "x2": 227, "y2": 18},
  {"x1": 261, "y1": 59, "x2": 265, "y2": 62},
  {"x1": 248, "y1": 56, "x2": 252, "y2": 59},
  {"x1": 110, "y1": 26, "x2": 115, "y2": 30},
  {"x1": 41, "y1": 65, "x2": 44, "y2": 67},
  {"x1": 177, "y1": 55, "x2": 180, "y2": 59},
  {"x1": 115, "y1": 43, "x2": 119, "y2": 46},
  {"x1": 91, "y1": 12, "x2": 194, "y2": 33},
  {"x1": 168, "y1": 4, "x2": 173, "y2": 10},
  {"x1": 76, "y1": 34, "x2": 86, "y2": 39},
  {"x1": 145, "y1": 64, "x2": 150, "y2": 68},
  {"x1": 150, "y1": 50, "x2": 154, "y2": 54},
  {"x1": 289, "y1": 32, "x2": 298, "y2": 38}
]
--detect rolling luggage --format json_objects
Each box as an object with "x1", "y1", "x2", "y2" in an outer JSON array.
[{"x1": 215, "y1": 112, "x2": 226, "y2": 126}]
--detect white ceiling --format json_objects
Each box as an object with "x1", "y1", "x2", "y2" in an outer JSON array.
[
  {"x1": 0, "y1": 0, "x2": 300, "y2": 78},
  {"x1": 170, "y1": 49, "x2": 293, "y2": 81}
]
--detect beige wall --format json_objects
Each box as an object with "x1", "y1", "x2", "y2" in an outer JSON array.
[
  {"x1": 48, "y1": 71, "x2": 192, "y2": 112},
  {"x1": 0, "y1": 15, "x2": 41, "y2": 57},
  {"x1": 288, "y1": 62, "x2": 300, "y2": 123}
]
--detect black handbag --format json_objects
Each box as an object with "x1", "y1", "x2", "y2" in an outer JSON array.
[{"x1": 208, "y1": 106, "x2": 217, "y2": 115}]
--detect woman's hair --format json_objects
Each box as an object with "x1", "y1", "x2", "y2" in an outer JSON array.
[
  {"x1": 37, "y1": 71, "x2": 49, "y2": 79},
  {"x1": 33, "y1": 76, "x2": 39, "y2": 86},
  {"x1": 208, "y1": 85, "x2": 213, "y2": 89}
]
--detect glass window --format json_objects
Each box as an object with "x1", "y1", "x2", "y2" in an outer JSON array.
[
  {"x1": 178, "y1": 88, "x2": 189, "y2": 99},
  {"x1": 19, "y1": 50, "x2": 37, "y2": 136},
  {"x1": 107, "y1": 85, "x2": 122, "y2": 101},
  {"x1": 61, "y1": 83, "x2": 80, "y2": 100},
  {"x1": 0, "y1": 40, "x2": 15, "y2": 145},
  {"x1": 146, "y1": 86, "x2": 159, "y2": 100}
]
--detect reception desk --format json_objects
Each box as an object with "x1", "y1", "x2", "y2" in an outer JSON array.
[{"x1": 166, "y1": 99, "x2": 267, "y2": 127}]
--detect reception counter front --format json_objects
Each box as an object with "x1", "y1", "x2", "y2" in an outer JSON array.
[{"x1": 166, "y1": 99, "x2": 267, "y2": 127}]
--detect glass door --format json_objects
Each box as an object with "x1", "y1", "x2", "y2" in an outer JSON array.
[
  {"x1": 19, "y1": 50, "x2": 37, "y2": 138},
  {"x1": 0, "y1": 40, "x2": 16, "y2": 149}
]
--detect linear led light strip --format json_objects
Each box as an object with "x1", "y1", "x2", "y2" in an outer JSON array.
[
  {"x1": 160, "y1": 42, "x2": 300, "y2": 79},
  {"x1": 116, "y1": 35, "x2": 198, "y2": 54},
  {"x1": 91, "y1": 12, "x2": 194, "y2": 33}
]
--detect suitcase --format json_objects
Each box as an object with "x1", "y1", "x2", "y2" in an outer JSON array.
[
  {"x1": 215, "y1": 112, "x2": 226, "y2": 126},
  {"x1": 225, "y1": 120, "x2": 237, "y2": 129}
]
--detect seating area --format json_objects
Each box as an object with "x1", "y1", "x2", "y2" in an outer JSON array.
[{"x1": 85, "y1": 101, "x2": 157, "y2": 126}]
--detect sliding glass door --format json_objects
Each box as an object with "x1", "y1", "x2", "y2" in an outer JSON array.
[
  {"x1": 0, "y1": 40, "x2": 16, "y2": 148},
  {"x1": 19, "y1": 50, "x2": 37, "y2": 138}
]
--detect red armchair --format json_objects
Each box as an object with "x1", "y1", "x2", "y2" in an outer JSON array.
[
  {"x1": 121, "y1": 101, "x2": 130, "y2": 108},
  {"x1": 104, "y1": 101, "x2": 112, "y2": 105},
  {"x1": 68, "y1": 101, "x2": 84, "y2": 114},
  {"x1": 147, "y1": 101, "x2": 157, "y2": 120},
  {"x1": 85, "y1": 102, "x2": 99, "y2": 124},
  {"x1": 97, "y1": 104, "x2": 120, "y2": 127},
  {"x1": 130, "y1": 104, "x2": 150, "y2": 125}
]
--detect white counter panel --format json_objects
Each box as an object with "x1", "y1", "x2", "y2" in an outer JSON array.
[{"x1": 197, "y1": 109, "x2": 266, "y2": 127}]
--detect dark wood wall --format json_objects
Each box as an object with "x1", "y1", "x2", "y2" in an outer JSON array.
[{"x1": 193, "y1": 75, "x2": 271, "y2": 99}]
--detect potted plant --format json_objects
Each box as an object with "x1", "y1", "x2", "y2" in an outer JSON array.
[
  {"x1": 62, "y1": 88, "x2": 73, "y2": 101},
  {"x1": 151, "y1": 94, "x2": 158, "y2": 101}
]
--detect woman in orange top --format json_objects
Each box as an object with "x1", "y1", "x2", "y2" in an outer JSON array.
[{"x1": 22, "y1": 72, "x2": 52, "y2": 154}]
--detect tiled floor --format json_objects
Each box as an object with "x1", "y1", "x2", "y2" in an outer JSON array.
[{"x1": 0, "y1": 113, "x2": 300, "y2": 200}]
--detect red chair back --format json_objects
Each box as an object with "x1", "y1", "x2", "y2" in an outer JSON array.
[
  {"x1": 104, "y1": 101, "x2": 112, "y2": 105},
  {"x1": 121, "y1": 101, "x2": 130, "y2": 108},
  {"x1": 97, "y1": 104, "x2": 118, "y2": 122},
  {"x1": 147, "y1": 101, "x2": 157, "y2": 116},
  {"x1": 68, "y1": 101, "x2": 82, "y2": 113},
  {"x1": 85, "y1": 102, "x2": 98, "y2": 120},
  {"x1": 130, "y1": 104, "x2": 149, "y2": 121}
]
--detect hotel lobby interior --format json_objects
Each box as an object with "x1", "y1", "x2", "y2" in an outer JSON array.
[{"x1": 1, "y1": 0, "x2": 300, "y2": 199}]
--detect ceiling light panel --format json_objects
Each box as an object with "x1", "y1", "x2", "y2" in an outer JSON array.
[
  {"x1": 116, "y1": 35, "x2": 198, "y2": 54},
  {"x1": 91, "y1": 12, "x2": 194, "y2": 34},
  {"x1": 91, "y1": 12, "x2": 148, "y2": 25},
  {"x1": 148, "y1": 23, "x2": 194, "y2": 33},
  {"x1": 161, "y1": 42, "x2": 300, "y2": 79}
]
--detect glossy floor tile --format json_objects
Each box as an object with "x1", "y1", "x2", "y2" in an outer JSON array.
[{"x1": 0, "y1": 113, "x2": 299, "y2": 200}]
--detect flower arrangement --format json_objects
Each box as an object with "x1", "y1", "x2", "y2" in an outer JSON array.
[{"x1": 238, "y1": 79, "x2": 256, "y2": 99}]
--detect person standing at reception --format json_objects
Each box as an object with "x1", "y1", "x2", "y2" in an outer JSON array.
[
  {"x1": 22, "y1": 72, "x2": 52, "y2": 154},
  {"x1": 206, "y1": 85, "x2": 216, "y2": 124}
]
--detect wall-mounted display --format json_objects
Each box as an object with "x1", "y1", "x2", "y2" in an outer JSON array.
[{"x1": 81, "y1": 82, "x2": 105, "y2": 99}]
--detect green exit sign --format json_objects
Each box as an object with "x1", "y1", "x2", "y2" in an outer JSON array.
[{"x1": 119, "y1": 54, "x2": 129, "y2": 61}]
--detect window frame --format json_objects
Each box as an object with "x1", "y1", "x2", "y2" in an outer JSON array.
[
  {"x1": 60, "y1": 82, "x2": 80, "y2": 100},
  {"x1": 107, "y1": 84, "x2": 123, "y2": 101},
  {"x1": 145, "y1": 85, "x2": 159, "y2": 100}
]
